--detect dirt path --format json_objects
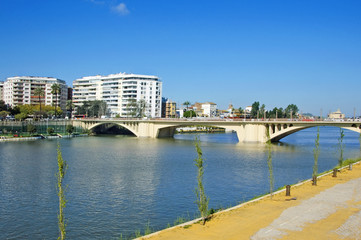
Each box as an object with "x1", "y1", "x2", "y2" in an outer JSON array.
[{"x1": 141, "y1": 162, "x2": 361, "y2": 240}]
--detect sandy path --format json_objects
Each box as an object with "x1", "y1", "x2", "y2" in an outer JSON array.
[{"x1": 141, "y1": 162, "x2": 361, "y2": 240}]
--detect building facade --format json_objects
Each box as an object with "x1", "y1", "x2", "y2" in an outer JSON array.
[
  {"x1": 328, "y1": 109, "x2": 345, "y2": 119},
  {"x1": 73, "y1": 73, "x2": 162, "y2": 118},
  {"x1": 162, "y1": 98, "x2": 176, "y2": 118},
  {"x1": 192, "y1": 102, "x2": 218, "y2": 117},
  {"x1": 3, "y1": 76, "x2": 68, "y2": 113}
]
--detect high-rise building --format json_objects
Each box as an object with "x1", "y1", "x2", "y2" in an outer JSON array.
[
  {"x1": 3, "y1": 76, "x2": 68, "y2": 113},
  {"x1": 73, "y1": 73, "x2": 162, "y2": 118}
]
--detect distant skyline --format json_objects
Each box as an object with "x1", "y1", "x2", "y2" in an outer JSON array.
[{"x1": 1, "y1": 0, "x2": 360, "y2": 116}]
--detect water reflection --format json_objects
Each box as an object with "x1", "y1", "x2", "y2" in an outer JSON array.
[{"x1": 0, "y1": 127, "x2": 360, "y2": 239}]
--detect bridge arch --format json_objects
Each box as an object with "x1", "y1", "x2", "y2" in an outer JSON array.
[
  {"x1": 87, "y1": 122, "x2": 139, "y2": 137},
  {"x1": 155, "y1": 123, "x2": 239, "y2": 138},
  {"x1": 269, "y1": 124, "x2": 361, "y2": 142}
]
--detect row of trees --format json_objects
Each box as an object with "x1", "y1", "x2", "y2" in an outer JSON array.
[
  {"x1": 182, "y1": 100, "x2": 299, "y2": 119},
  {"x1": 249, "y1": 101, "x2": 299, "y2": 119},
  {"x1": 0, "y1": 83, "x2": 66, "y2": 120},
  {"x1": 75, "y1": 100, "x2": 108, "y2": 118}
]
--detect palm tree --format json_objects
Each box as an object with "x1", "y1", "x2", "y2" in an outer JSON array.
[
  {"x1": 51, "y1": 84, "x2": 61, "y2": 118},
  {"x1": 34, "y1": 87, "x2": 45, "y2": 113},
  {"x1": 66, "y1": 100, "x2": 75, "y2": 118},
  {"x1": 183, "y1": 101, "x2": 191, "y2": 109}
]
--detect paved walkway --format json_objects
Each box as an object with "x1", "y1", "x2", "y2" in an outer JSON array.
[
  {"x1": 251, "y1": 177, "x2": 361, "y2": 240},
  {"x1": 142, "y1": 162, "x2": 361, "y2": 240}
]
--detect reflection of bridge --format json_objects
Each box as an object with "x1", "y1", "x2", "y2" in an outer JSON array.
[{"x1": 72, "y1": 119, "x2": 361, "y2": 143}]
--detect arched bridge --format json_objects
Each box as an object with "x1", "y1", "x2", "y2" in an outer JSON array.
[{"x1": 72, "y1": 119, "x2": 361, "y2": 143}]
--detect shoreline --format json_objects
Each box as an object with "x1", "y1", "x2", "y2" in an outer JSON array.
[
  {"x1": 138, "y1": 160, "x2": 361, "y2": 240},
  {"x1": 0, "y1": 134, "x2": 88, "y2": 142}
]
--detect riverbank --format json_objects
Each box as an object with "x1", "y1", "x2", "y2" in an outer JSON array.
[
  {"x1": 0, "y1": 133, "x2": 88, "y2": 142},
  {"x1": 140, "y1": 160, "x2": 361, "y2": 240}
]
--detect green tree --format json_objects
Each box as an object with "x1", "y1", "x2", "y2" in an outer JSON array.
[
  {"x1": 27, "y1": 123, "x2": 37, "y2": 134},
  {"x1": 66, "y1": 125, "x2": 75, "y2": 135},
  {"x1": 51, "y1": 84, "x2": 61, "y2": 118},
  {"x1": 260, "y1": 104, "x2": 266, "y2": 118},
  {"x1": 47, "y1": 127, "x2": 55, "y2": 135},
  {"x1": 194, "y1": 137, "x2": 209, "y2": 225},
  {"x1": 285, "y1": 104, "x2": 299, "y2": 118},
  {"x1": 251, "y1": 101, "x2": 260, "y2": 118},
  {"x1": 75, "y1": 100, "x2": 108, "y2": 118},
  {"x1": 184, "y1": 110, "x2": 196, "y2": 118},
  {"x1": 125, "y1": 99, "x2": 146, "y2": 118},
  {"x1": 183, "y1": 101, "x2": 191, "y2": 109},
  {"x1": 0, "y1": 100, "x2": 7, "y2": 111},
  {"x1": 34, "y1": 87, "x2": 45, "y2": 113},
  {"x1": 15, "y1": 112, "x2": 28, "y2": 121},
  {"x1": 0, "y1": 110, "x2": 9, "y2": 120},
  {"x1": 312, "y1": 127, "x2": 320, "y2": 185},
  {"x1": 66, "y1": 100, "x2": 75, "y2": 118},
  {"x1": 56, "y1": 143, "x2": 67, "y2": 240}
]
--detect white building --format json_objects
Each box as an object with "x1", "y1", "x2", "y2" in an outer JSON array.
[
  {"x1": 201, "y1": 102, "x2": 217, "y2": 117},
  {"x1": 3, "y1": 76, "x2": 68, "y2": 113},
  {"x1": 73, "y1": 72, "x2": 162, "y2": 118}
]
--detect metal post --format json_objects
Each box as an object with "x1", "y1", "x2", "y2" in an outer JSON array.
[{"x1": 286, "y1": 185, "x2": 291, "y2": 196}]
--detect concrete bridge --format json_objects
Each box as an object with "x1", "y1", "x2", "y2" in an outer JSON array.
[{"x1": 72, "y1": 119, "x2": 361, "y2": 143}]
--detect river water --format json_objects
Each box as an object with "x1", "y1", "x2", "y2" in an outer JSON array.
[{"x1": 0, "y1": 127, "x2": 360, "y2": 239}]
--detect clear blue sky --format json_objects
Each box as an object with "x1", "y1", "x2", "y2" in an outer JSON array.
[{"x1": 1, "y1": 0, "x2": 360, "y2": 116}]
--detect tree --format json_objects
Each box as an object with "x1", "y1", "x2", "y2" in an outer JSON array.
[
  {"x1": 15, "y1": 112, "x2": 28, "y2": 121},
  {"x1": 260, "y1": 104, "x2": 266, "y2": 118},
  {"x1": 0, "y1": 100, "x2": 7, "y2": 111},
  {"x1": 184, "y1": 110, "x2": 196, "y2": 118},
  {"x1": 285, "y1": 104, "x2": 299, "y2": 118},
  {"x1": 125, "y1": 99, "x2": 146, "y2": 118},
  {"x1": 66, "y1": 125, "x2": 75, "y2": 135},
  {"x1": 251, "y1": 101, "x2": 260, "y2": 118},
  {"x1": 194, "y1": 137, "x2": 209, "y2": 225},
  {"x1": 27, "y1": 124, "x2": 37, "y2": 134},
  {"x1": 51, "y1": 84, "x2": 61, "y2": 118},
  {"x1": 183, "y1": 101, "x2": 191, "y2": 109},
  {"x1": 312, "y1": 127, "x2": 320, "y2": 185},
  {"x1": 75, "y1": 100, "x2": 108, "y2": 118},
  {"x1": 338, "y1": 128, "x2": 345, "y2": 167},
  {"x1": 56, "y1": 143, "x2": 67, "y2": 240},
  {"x1": 0, "y1": 110, "x2": 9, "y2": 120},
  {"x1": 66, "y1": 100, "x2": 75, "y2": 118},
  {"x1": 34, "y1": 87, "x2": 45, "y2": 113},
  {"x1": 266, "y1": 127, "x2": 274, "y2": 198},
  {"x1": 47, "y1": 127, "x2": 55, "y2": 135}
]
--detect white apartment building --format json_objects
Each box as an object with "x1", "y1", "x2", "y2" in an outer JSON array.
[
  {"x1": 202, "y1": 102, "x2": 217, "y2": 117},
  {"x1": 3, "y1": 76, "x2": 68, "y2": 113},
  {"x1": 73, "y1": 73, "x2": 162, "y2": 118}
]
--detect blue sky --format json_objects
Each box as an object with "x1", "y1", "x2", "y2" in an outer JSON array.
[{"x1": 0, "y1": 0, "x2": 360, "y2": 116}]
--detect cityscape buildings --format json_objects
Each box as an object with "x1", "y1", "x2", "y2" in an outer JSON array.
[
  {"x1": 3, "y1": 76, "x2": 68, "y2": 113},
  {"x1": 72, "y1": 72, "x2": 162, "y2": 118}
]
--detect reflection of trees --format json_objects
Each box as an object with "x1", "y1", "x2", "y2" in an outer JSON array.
[{"x1": 76, "y1": 100, "x2": 109, "y2": 117}]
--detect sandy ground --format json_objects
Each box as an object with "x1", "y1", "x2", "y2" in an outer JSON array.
[{"x1": 141, "y1": 162, "x2": 361, "y2": 240}]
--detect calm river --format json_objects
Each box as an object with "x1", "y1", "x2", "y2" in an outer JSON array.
[{"x1": 0, "y1": 127, "x2": 360, "y2": 239}]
